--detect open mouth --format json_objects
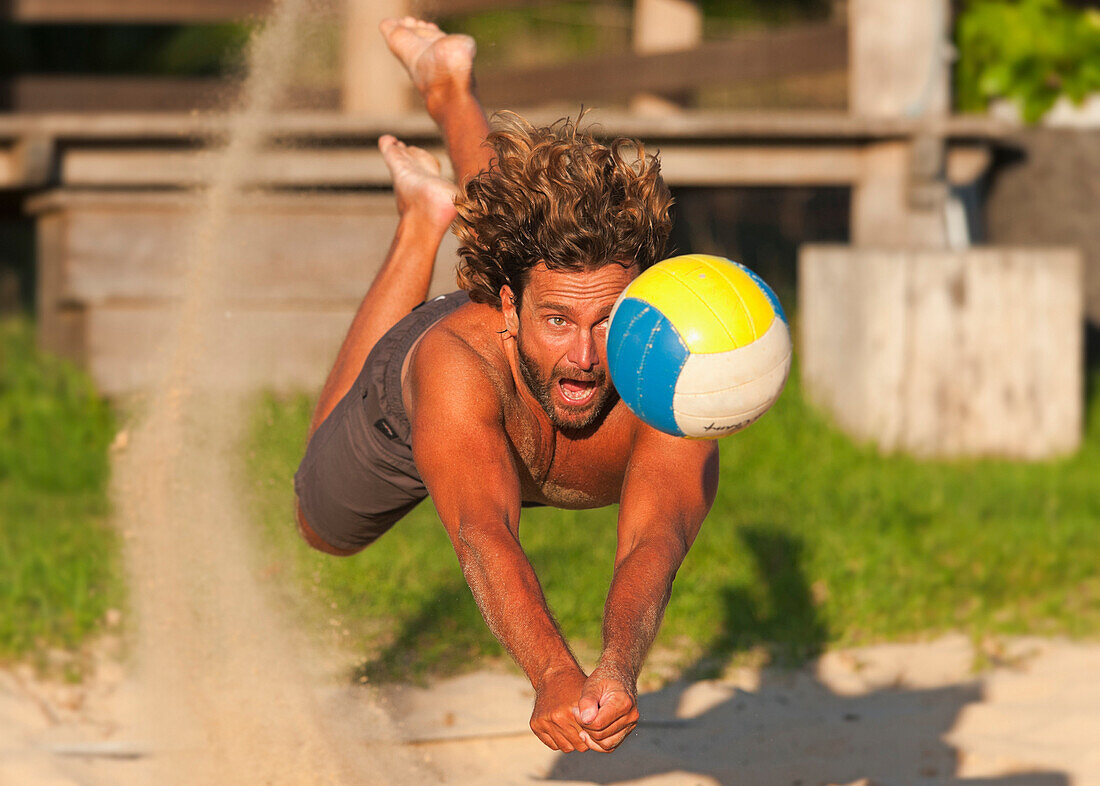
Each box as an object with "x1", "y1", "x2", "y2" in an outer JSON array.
[{"x1": 558, "y1": 378, "x2": 597, "y2": 405}]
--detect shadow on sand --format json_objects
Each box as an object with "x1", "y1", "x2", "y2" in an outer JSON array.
[{"x1": 546, "y1": 528, "x2": 1069, "y2": 786}]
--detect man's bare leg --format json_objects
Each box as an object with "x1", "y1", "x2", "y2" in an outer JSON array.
[
  {"x1": 308, "y1": 137, "x2": 457, "y2": 436},
  {"x1": 297, "y1": 138, "x2": 456, "y2": 556},
  {"x1": 380, "y1": 17, "x2": 493, "y2": 184}
]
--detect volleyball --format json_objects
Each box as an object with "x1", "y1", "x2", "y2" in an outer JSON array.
[{"x1": 607, "y1": 254, "x2": 792, "y2": 439}]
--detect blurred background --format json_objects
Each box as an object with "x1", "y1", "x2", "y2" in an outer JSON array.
[{"x1": 1, "y1": 1, "x2": 1099, "y2": 782}]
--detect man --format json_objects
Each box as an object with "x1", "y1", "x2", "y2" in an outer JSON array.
[{"x1": 294, "y1": 17, "x2": 718, "y2": 754}]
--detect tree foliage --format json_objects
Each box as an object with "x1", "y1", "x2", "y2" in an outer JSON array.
[{"x1": 955, "y1": 0, "x2": 1100, "y2": 122}]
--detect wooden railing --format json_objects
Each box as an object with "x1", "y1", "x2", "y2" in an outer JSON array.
[
  {"x1": 2, "y1": 0, "x2": 541, "y2": 21},
  {"x1": 478, "y1": 23, "x2": 846, "y2": 108},
  {"x1": 1, "y1": 0, "x2": 847, "y2": 114},
  {"x1": 3, "y1": 0, "x2": 270, "y2": 21}
]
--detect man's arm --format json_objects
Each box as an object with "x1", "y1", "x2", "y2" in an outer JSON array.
[
  {"x1": 407, "y1": 332, "x2": 595, "y2": 752},
  {"x1": 576, "y1": 427, "x2": 720, "y2": 751}
]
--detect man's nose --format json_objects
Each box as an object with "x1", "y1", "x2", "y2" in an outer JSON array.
[{"x1": 568, "y1": 330, "x2": 599, "y2": 371}]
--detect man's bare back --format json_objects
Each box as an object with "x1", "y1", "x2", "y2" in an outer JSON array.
[{"x1": 295, "y1": 17, "x2": 719, "y2": 755}]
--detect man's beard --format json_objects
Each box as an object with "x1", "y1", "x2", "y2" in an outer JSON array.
[{"x1": 516, "y1": 341, "x2": 616, "y2": 432}]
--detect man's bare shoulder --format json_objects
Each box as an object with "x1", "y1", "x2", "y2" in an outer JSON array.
[{"x1": 405, "y1": 299, "x2": 514, "y2": 422}]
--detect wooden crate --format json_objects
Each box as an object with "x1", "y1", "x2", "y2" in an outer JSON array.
[
  {"x1": 799, "y1": 245, "x2": 1084, "y2": 459},
  {"x1": 28, "y1": 190, "x2": 462, "y2": 395}
]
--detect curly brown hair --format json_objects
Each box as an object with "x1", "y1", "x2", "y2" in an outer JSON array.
[{"x1": 453, "y1": 112, "x2": 673, "y2": 308}]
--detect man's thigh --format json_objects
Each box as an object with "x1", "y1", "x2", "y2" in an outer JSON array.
[{"x1": 293, "y1": 375, "x2": 426, "y2": 554}]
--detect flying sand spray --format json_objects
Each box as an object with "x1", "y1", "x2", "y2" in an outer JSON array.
[{"x1": 111, "y1": 2, "x2": 427, "y2": 782}]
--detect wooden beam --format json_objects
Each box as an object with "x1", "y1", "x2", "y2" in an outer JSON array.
[
  {"x1": 1, "y1": 76, "x2": 337, "y2": 113},
  {"x1": 6, "y1": 0, "x2": 537, "y2": 21},
  {"x1": 658, "y1": 144, "x2": 861, "y2": 186},
  {"x1": 4, "y1": 76, "x2": 227, "y2": 112},
  {"x1": 57, "y1": 142, "x2": 861, "y2": 188},
  {"x1": 59, "y1": 147, "x2": 451, "y2": 187},
  {"x1": 0, "y1": 109, "x2": 1014, "y2": 145},
  {"x1": 6, "y1": 0, "x2": 273, "y2": 22},
  {"x1": 410, "y1": 0, "x2": 546, "y2": 16},
  {"x1": 476, "y1": 23, "x2": 848, "y2": 108}
]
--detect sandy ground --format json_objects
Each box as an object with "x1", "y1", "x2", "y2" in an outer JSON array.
[{"x1": 3, "y1": 631, "x2": 1099, "y2": 786}]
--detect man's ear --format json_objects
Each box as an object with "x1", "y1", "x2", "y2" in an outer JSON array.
[{"x1": 500, "y1": 285, "x2": 519, "y2": 338}]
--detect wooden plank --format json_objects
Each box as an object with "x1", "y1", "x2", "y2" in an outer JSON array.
[
  {"x1": 8, "y1": 0, "x2": 273, "y2": 22},
  {"x1": 59, "y1": 147, "x2": 449, "y2": 187},
  {"x1": 657, "y1": 145, "x2": 860, "y2": 186},
  {"x1": 29, "y1": 191, "x2": 461, "y2": 305},
  {"x1": 412, "y1": 0, "x2": 543, "y2": 15},
  {"x1": 8, "y1": 0, "x2": 537, "y2": 22},
  {"x1": 0, "y1": 109, "x2": 1014, "y2": 145},
  {"x1": 85, "y1": 306, "x2": 355, "y2": 395},
  {"x1": 799, "y1": 245, "x2": 1084, "y2": 458},
  {"x1": 3, "y1": 76, "x2": 338, "y2": 113},
  {"x1": 476, "y1": 23, "x2": 848, "y2": 108},
  {"x1": 82, "y1": 283, "x2": 465, "y2": 396},
  {"x1": 57, "y1": 143, "x2": 859, "y2": 188},
  {"x1": 31, "y1": 189, "x2": 464, "y2": 394},
  {"x1": 7, "y1": 76, "x2": 227, "y2": 113}
]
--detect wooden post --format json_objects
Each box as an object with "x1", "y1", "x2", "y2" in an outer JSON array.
[
  {"x1": 342, "y1": 0, "x2": 411, "y2": 116},
  {"x1": 849, "y1": 0, "x2": 950, "y2": 118},
  {"x1": 799, "y1": 245, "x2": 1084, "y2": 459},
  {"x1": 631, "y1": 0, "x2": 703, "y2": 114},
  {"x1": 849, "y1": 0, "x2": 951, "y2": 247}
]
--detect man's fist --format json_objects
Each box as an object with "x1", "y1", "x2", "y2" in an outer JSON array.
[
  {"x1": 530, "y1": 666, "x2": 597, "y2": 752},
  {"x1": 572, "y1": 664, "x2": 639, "y2": 752}
]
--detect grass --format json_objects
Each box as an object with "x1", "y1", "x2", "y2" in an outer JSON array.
[
  {"x1": 0, "y1": 316, "x2": 122, "y2": 668},
  {"x1": 245, "y1": 359, "x2": 1100, "y2": 684}
]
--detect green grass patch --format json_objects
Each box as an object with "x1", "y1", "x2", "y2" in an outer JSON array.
[
  {"x1": 0, "y1": 316, "x2": 122, "y2": 666},
  {"x1": 245, "y1": 360, "x2": 1100, "y2": 683}
]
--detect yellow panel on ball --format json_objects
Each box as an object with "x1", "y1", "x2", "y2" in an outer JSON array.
[
  {"x1": 693, "y1": 255, "x2": 777, "y2": 346},
  {"x1": 624, "y1": 255, "x2": 775, "y2": 353}
]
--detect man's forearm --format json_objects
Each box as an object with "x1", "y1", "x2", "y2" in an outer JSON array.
[
  {"x1": 454, "y1": 524, "x2": 580, "y2": 686},
  {"x1": 597, "y1": 539, "x2": 685, "y2": 684}
]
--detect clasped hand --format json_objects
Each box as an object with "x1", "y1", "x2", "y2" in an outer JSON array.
[{"x1": 529, "y1": 664, "x2": 640, "y2": 753}]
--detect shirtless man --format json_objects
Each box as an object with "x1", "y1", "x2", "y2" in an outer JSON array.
[{"x1": 294, "y1": 18, "x2": 719, "y2": 754}]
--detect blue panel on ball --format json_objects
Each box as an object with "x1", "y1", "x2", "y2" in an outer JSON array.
[
  {"x1": 608, "y1": 297, "x2": 689, "y2": 436},
  {"x1": 732, "y1": 260, "x2": 788, "y2": 325}
]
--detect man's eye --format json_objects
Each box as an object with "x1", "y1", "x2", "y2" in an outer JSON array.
[{"x1": 549, "y1": 317, "x2": 567, "y2": 327}]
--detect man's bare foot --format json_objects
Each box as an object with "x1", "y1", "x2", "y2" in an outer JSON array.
[
  {"x1": 379, "y1": 134, "x2": 458, "y2": 227},
  {"x1": 379, "y1": 17, "x2": 476, "y2": 116}
]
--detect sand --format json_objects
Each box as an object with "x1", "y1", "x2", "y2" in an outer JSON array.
[{"x1": 4, "y1": 634, "x2": 1099, "y2": 785}]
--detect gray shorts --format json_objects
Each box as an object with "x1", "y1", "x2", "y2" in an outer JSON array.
[{"x1": 293, "y1": 291, "x2": 470, "y2": 551}]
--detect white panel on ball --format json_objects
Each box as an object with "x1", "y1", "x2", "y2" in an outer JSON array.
[
  {"x1": 674, "y1": 320, "x2": 792, "y2": 398},
  {"x1": 673, "y1": 400, "x2": 775, "y2": 438}
]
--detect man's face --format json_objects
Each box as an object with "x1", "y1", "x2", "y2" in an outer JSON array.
[{"x1": 504, "y1": 262, "x2": 638, "y2": 432}]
